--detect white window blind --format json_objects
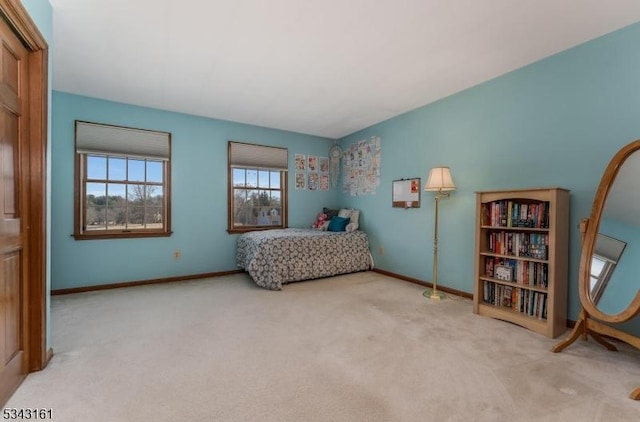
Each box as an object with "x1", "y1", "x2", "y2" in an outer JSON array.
[
  {"x1": 75, "y1": 121, "x2": 171, "y2": 160},
  {"x1": 595, "y1": 233, "x2": 626, "y2": 263},
  {"x1": 228, "y1": 141, "x2": 288, "y2": 171}
]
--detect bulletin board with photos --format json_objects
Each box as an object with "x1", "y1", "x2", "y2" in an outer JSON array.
[{"x1": 392, "y1": 178, "x2": 421, "y2": 208}]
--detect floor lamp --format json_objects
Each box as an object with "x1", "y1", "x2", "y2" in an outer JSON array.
[{"x1": 423, "y1": 166, "x2": 457, "y2": 300}]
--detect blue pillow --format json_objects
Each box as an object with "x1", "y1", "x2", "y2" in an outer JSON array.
[{"x1": 327, "y1": 216, "x2": 349, "y2": 232}]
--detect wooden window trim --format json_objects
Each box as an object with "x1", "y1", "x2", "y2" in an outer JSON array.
[
  {"x1": 73, "y1": 123, "x2": 172, "y2": 239},
  {"x1": 227, "y1": 142, "x2": 288, "y2": 234},
  {"x1": 227, "y1": 172, "x2": 288, "y2": 234}
]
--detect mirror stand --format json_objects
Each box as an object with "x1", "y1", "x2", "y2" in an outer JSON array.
[
  {"x1": 552, "y1": 220, "x2": 619, "y2": 351},
  {"x1": 551, "y1": 140, "x2": 640, "y2": 400},
  {"x1": 553, "y1": 307, "x2": 640, "y2": 399},
  {"x1": 552, "y1": 310, "x2": 615, "y2": 351}
]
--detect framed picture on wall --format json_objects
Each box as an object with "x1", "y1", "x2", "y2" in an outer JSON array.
[
  {"x1": 295, "y1": 172, "x2": 306, "y2": 190},
  {"x1": 308, "y1": 155, "x2": 317, "y2": 171},
  {"x1": 319, "y1": 156, "x2": 329, "y2": 173},
  {"x1": 295, "y1": 154, "x2": 306, "y2": 171}
]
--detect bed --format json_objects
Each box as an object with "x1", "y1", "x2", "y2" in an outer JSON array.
[{"x1": 236, "y1": 228, "x2": 373, "y2": 290}]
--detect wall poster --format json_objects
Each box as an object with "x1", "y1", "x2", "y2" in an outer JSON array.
[
  {"x1": 294, "y1": 152, "x2": 329, "y2": 191},
  {"x1": 295, "y1": 172, "x2": 306, "y2": 190},
  {"x1": 342, "y1": 136, "x2": 381, "y2": 196}
]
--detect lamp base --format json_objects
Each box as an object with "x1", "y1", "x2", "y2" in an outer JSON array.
[{"x1": 423, "y1": 289, "x2": 447, "y2": 300}]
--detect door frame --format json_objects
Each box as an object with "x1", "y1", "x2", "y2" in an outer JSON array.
[{"x1": 0, "y1": 0, "x2": 49, "y2": 372}]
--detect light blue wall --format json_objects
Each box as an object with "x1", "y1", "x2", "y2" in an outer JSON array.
[
  {"x1": 51, "y1": 92, "x2": 338, "y2": 289},
  {"x1": 21, "y1": 0, "x2": 53, "y2": 348},
  {"x1": 338, "y1": 22, "x2": 640, "y2": 322}
]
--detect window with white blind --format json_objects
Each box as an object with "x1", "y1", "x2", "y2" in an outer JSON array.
[
  {"x1": 590, "y1": 233, "x2": 627, "y2": 304},
  {"x1": 228, "y1": 141, "x2": 288, "y2": 233},
  {"x1": 74, "y1": 121, "x2": 172, "y2": 239}
]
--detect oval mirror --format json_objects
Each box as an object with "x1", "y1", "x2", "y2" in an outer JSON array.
[{"x1": 580, "y1": 140, "x2": 640, "y2": 322}]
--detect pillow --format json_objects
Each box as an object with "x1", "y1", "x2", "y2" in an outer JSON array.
[
  {"x1": 311, "y1": 212, "x2": 329, "y2": 230},
  {"x1": 338, "y1": 208, "x2": 351, "y2": 218},
  {"x1": 338, "y1": 208, "x2": 360, "y2": 232},
  {"x1": 327, "y1": 216, "x2": 349, "y2": 232},
  {"x1": 323, "y1": 207, "x2": 340, "y2": 220}
]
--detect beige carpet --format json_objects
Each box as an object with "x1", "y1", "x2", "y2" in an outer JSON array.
[{"x1": 6, "y1": 272, "x2": 640, "y2": 421}]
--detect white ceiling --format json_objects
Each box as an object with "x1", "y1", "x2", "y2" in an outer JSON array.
[{"x1": 49, "y1": 0, "x2": 640, "y2": 139}]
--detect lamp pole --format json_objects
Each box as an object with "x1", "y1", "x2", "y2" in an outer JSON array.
[{"x1": 425, "y1": 190, "x2": 448, "y2": 300}]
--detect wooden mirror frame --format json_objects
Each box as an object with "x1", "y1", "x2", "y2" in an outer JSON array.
[
  {"x1": 579, "y1": 140, "x2": 640, "y2": 323},
  {"x1": 553, "y1": 139, "x2": 640, "y2": 400}
]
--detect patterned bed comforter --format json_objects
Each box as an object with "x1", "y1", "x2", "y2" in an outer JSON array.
[{"x1": 236, "y1": 228, "x2": 372, "y2": 290}]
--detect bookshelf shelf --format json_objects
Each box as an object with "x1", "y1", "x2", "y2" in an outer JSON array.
[
  {"x1": 480, "y1": 226, "x2": 550, "y2": 233},
  {"x1": 476, "y1": 303, "x2": 548, "y2": 330},
  {"x1": 478, "y1": 277, "x2": 549, "y2": 293},
  {"x1": 479, "y1": 252, "x2": 548, "y2": 264},
  {"x1": 473, "y1": 188, "x2": 570, "y2": 338}
]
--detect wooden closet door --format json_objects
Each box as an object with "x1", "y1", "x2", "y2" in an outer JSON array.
[{"x1": 0, "y1": 14, "x2": 29, "y2": 404}]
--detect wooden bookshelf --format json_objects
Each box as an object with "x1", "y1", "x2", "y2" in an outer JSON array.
[{"x1": 473, "y1": 188, "x2": 569, "y2": 338}]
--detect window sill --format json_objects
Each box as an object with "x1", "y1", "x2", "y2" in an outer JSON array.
[
  {"x1": 227, "y1": 226, "x2": 286, "y2": 235},
  {"x1": 73, "y1": 231, "x2": 172, "y2": 240}
]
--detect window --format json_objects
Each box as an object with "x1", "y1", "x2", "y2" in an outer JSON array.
[
  {"x1": 590, "y1": 254, "x2": 614, "y2": 304},
  {"x1": 74, "y1": 121, "x2": 171, "y2": 239},
  {"x1": 590, "y1": 233, "x2": 627, "y2": 304},
  {"x1": 228, "y1": 141, "x2": 288, "y2": 233}
]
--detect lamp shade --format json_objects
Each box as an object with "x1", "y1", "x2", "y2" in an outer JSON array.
[{"x1": 425, "y1": 166, "x2": 456, "y2": 191}]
